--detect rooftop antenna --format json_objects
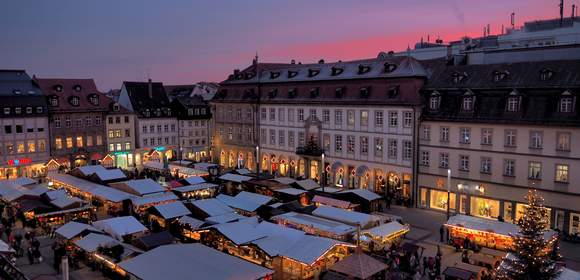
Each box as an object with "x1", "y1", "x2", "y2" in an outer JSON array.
[
  {"x1": 427, "y1": 34, "x2": 430, "y2": 43},
  {"x1": 487, "y1": 24, "x2": 491, "y2": 35},
  {"x1": 502, "y1": 24, "x2": 505, "y2": 34},
  {"x1": 511, "y1": 12, "x2": 515, "y2": 29},
  {"x1": 146, "y1": 68, "x2": 151, "y2": 82},
  {"x1": 573, "y1": 4, "x2": 577, "y2": 19},
  {"x1": 560, "y1": 0, "x2": 565, "y2": 27},
  {"x1": 483, "y1": 26, "x2": 487, "y2": 37}
]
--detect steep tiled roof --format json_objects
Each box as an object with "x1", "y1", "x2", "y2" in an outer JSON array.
[
  {"x1": 0, "y1": 70, "x2": 47, "y2": 116},
  {"x1": 35, "y1": 78, "x2": 111, "y2": 113},
  {"x1": 122, "y1": 81, "x2": 172, "y2": 118}
]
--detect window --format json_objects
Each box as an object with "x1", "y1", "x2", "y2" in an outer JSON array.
[
  {"x1": 76, "y1": 136, "x2": 83, "y2": 147},
  {"x1": 298, "y1": 109, "x2": 304, "y2": 122},
  {"x1": 388, "y1": 139, "x2": 397, "y2": 159},
  {"x1": 347, "y1": 136, "x2": 355, "y2": 153},
  {"x1": 115, "y1": 129, "x2": 121, "y2": 138},
  {"x1": 108, "y1": 130, "x2": 114, "y2": 139},
  {"x1": 360, "y1": 136, "x2": 368, "y2": 155},
  {"x1": 16, "y1": 125, "x2": 22, "y2": 133},
  {"x1": 503, "y1": 159, "x2": 515, "y2": 177},
  {"x1": 260, "y1": 129, "x2": 266, "y2": 144},
  {"x1": 459, "y1": 128, "x2": 471, "y2": 144},
  {"x1": 403, "y1": 112, "x2": 413, "y2": 127},
  {"x1": 75, "y1": 118, "x2": 82, "y2": 127},
  {"x1": 505, "y1": 129, "x2": 517, "y2": 147},
  {"x1": 246, "y1": 108, "x2": 253, "y2": 119},
  {"x1": 89, "y1": 95, "x2": 99, "y2": 105},
  {"x1": 36, "y1": 107, "x2": 43, "y2": 113},
  {"x1": 506, "y1": 97, "x2": 520, "y2": 112},
  {"x1": 288, "y1": 131, "x2": 295, "y2": 147},
  {"x1": 429, "y1": 95, "x2": 440, "y2": 110},
  {"x1": 116, "y1": 143, "x2": 122, "y2": 151},
  {"x1": 66, "y1": 137, "x2": 73, "y2": 148},
  {"x1": 261, "y1": 108, "x2": 266, "y2": 120},
  {"x1": 269, "y1": 108, "x2": 275, "y2": 121},
  {"x1": 459, "y1": 155, "x2": 470, "y2": 171},
  {"x1": 555, "y1": 164, "x2": 569, "y2": 183},
  {"x1": 335, "y1": 110, "x2": 342, "y2": 126},
  {"x1": 279, "y1": 108, "x2": 285, "y2": 122},
  {"x1": 530, "y1": 131, "x2": 543, "y2": 149},
  {"x1": 124, "y1": 116, "x2": 129, "y2": 123},
  {"x1": 49, "y1": 98, "x2": 58, "y2": 106},
  {"x1": 17, "y1": 142, "x2": 25, "y2": 154},
  {"x1": 86, "y1": 136, "x2": 93, "y2": 147},
  {"x1": 560, "y1": 97, "x2": 574, "y2": 113},
  {"x1": 420, "y1": 151, "x2": 430, "y2": 166},
  {"x1": 403, "y1": 140, "x2": 412, "y2": 160},
  {"x1": 125, "y1": 129, "x2": 130, "y2": 137},
  {"x1": 440, "y1": 127, "x2": 449, "y2": 142},
  {"x1": 3, "y1": 108, "x2": 9, "y2": 115},
  {"x1": 360, "y1": 111, "x2": 368, "y2": 126},
  {"x1": 298, "y1": 132, "x2": 305, "y2": 146},
  {"x1": 462, "y1": 96, "x2": 473, "y2": 111},
  {"x1": 374, "y1": 111, "x2": 383, "y2": 127},
  {"x1": 38, "y1": 140, "x2": 46, "y2": 152},
  {"x1": 96, "y1": 135, "x2": 103, "y2": 145},
  {"x1": 4, "y1": 125, "x2": 11, "y2": 134},
  {"x1": 14, "y1": 107, "x2": 21, "y2": 114},
  {"x1": 164, "y1": 125, "x2": 169, "y2": 132},
  {"x1": 26, "y1": 140, "x2": 35, "y2": 153},
  {"x1": 421, "y1": 126, "x2": 430, "y2": 140},
  {"x1": 143, "y1": 139, "x2": 148, "y2": 146},
  {"x1": 528, "y1": 162, "x2": 541, "y2": 180},
  {"x1": 439, "y1": 153, "x2": 449, "y2": 168},
  {"x1": 347, "y1": 110, "x2": 355, "y2": 126},
  {"x1": 171, "y1": 124, "x2": 175, "y2": 132},
  {"x1": 323, "y1": 134, "x2": 330, "y2": 151},
  {"x1": 53, "y1": 117, "x2": 61, "y2": 128},
  {"x1": 278, "y1": 130, "x2": 285, "y2": 146},
  {"x1": 65, "y1": 116, "x2": 71, "y2": 127},
  {"x1": 335, "y1": 135, "x2": 343, "y2": 152},
  {"x1": 85, "y1": 117, "x2": 92, "y2": 127},
  {"x1": 70, "y1": 97, "x2": 80, "y2": 106},
  {"x1": 557, "y1": 132, "x2": 571, "y2": 151},
  {"x1": 25, "y1": 107, "x2": 33, "y2": 114},
  {"x1": 481, "y1": 157, "x2": 492, "y2": 174},
  {"x1": 321, "y1": 109, "x2": 329, "y2": 124},
  {"x1": 109, "y1": 144, "x2": 115, "y2": 152},
  {"x1": 540, "y1": 68, "x2": 554, "y2": 81},
  {"x1": 374, "y1": 137, "x2": 383, "y2": 157},
  {"x1": 481, "y1": 129, "x2": 493, "y2": 145},
  {"x1": 288, "y1": 109, "x2": 295, "y2": 122},
  {"x1": 95, "y1": 116, "x2": 101, "y2": 125},
  {"x1": 388, "y1": 111, "x2": 398, "y2": 127},
  {"x1": 270, "y1": 129, "x2": 275, "y2": 145},
  {"x1": 309, "y1": 109, "x2": 317, "y2": 119},
  {"x1": 6, "y1": 144, "x2": 13, "y2": 154},
  {"x1": 115, "y1": 116, "x2": 120, "y2": 124},
  {"x1": 125, "y1": 142, "x2": 131, "y2": 150},
  {"x1": 227, "y1": 127, "x2": 233, "y2": 140}
]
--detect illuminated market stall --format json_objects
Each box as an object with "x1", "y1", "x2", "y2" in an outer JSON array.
[
  {"x1": 171, "y1": 182, "x2": 219, "y2": 200},
  {"x1": 272, "y1": 212, "x2": 356, "y2": 241},
  {"x1": 357, "y1": 221, "x2": 410, "y2": 252}
]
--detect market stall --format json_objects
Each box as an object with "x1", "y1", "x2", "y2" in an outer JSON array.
[
  {"x1": 272, "y1": 211, "x2": 356, "y2": 241},
  {"x1": 358, "y1": 221, "x2": 410, "y2": 252},
  {"x1": 171, "y1": 182, "x2": 219, "y2": 200}
]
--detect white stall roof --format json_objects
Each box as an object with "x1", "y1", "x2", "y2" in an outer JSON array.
[
  {"x1": 93, "y1": 216, "x2": 148, "y2": 240},
  {"x1": 74, "y1": 233, "x2": 118, "y2": 252},
  {"x1": 216, "y1": 192, "x2": 272, "y2": 213},
  {"x1": 294, "y1": 179, "x2": 320, "y2": 191},
  {"x1": 50, "y1": 196, "x2": 84, "y2": 209},
  {"x1": 177, "y1": 216, "x2": 204, "y2": 230},
  {"x1": 55, "y1": 221, "x2": 102, "y2": 240},
  {"x1": 45, "y1": 189, "x2": 67, "y2": 201},
  {"x1": 118, "y1": 244, "x2": 273, "y2": 280},
  {"x1": 131, "y1": 193, "x2": 178, "y2": 207},
  {"x1": 236, "y1": 191, "x2": 272, "y2": 205},
  {"x1": 205, "y1": 212, "x2": 246, "y2": 224},
  {"x1": 219, "y1": 173, "x2": 253, "y2": 183},
  {"x1": 48, "y1": 173, "x2": 104, "y2": 192},
  {"x1": 78, "y1": 165, "x2": 126, "y2": 181},
  {"x1": 272, "y1": 212, "x2": 356, "y2": 236},
  {"x1": 212, "y1": 220, "x2": 266, "y2": 245},
  {"x1": 313, "y1": 206, "x2": 378, "y2": 227},
  {"x1": 183, "y1": 176, "x2": 205, "y2": 185},
  {"x1": 362, "y1": 221, "x2": 408, "y2": 238},
  {"x1": 283, "y1": 235, "x2": 350, "y2": 265},
  {"x1": 169, "y1": 164, "x2": 208, "y2": 176},
  {"x1": 446, "y1": 214, "x2": 518, "y2": 237},
  {"x1": 91, "y1": 186, "x2": 135, "y2": 202},
  {"x1": 172, "y1": 183, "x2": 218, "y2": 193},
  {"x1": 193, "y1": 162, "x2": 218, "y2": 171},
  {"x1": 2, "y1": 177, "x2": 37, "y2": 186},
  {"x1": 192, "y1": 198, "x2": 234, "y2": 217},
  {"x1": 152, "y1": 201, "x2": 191, "y2": 220},
  {"x1": 339, "y1": 189, "x2": 382, "y2": 201},
  {"x1": 0, "y1": 239, "x2": 14, "y2": 253},
  {"x1": 275, "y1": 188, "x2": 307, "y2": 196},
  {"x1": 235, "y1": 168, "x2": 253, "y2": 175},
  {"x1": 77, "y1": 165, "x2": 108, "y2": 176},
  {"x1": 273, "y1": 177, "x2": 296, "y2": 185},
  {"x1": 315, "y1": 186, "x2": 342, "y2": 193},
  {"x1": 121, "y1": 179, "x2": 165, "y2": 196}
]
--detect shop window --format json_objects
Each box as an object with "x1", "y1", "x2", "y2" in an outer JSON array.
[
  {"x1": 570, "y1": 214, "x2": 580, "y2": 235},
  {"x1": 555, "y1": 164, "x2": 569, "y2": 183},
  {"x1": 429, "y1": 190, "x2": 456, "y2": 211},
  {"x1": 470, "y1": 197, "x2": 500, "y2": 219}
]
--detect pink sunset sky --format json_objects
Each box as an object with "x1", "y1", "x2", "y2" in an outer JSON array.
[{"x1": 0, "y1": 0, "x2": 568, "y2": 90}]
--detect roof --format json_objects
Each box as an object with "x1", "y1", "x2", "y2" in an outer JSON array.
[
  {"x1": 235, "y1": 168, "x2": 253, "y2": 175},
  {"x1": 283, "y1": 235, "x2": 352, "y2": 265},
  {"x1": 211, "y1": 218, "x2": 266, "y2": 245},
  {"x1": 294, "y1": 179, "x2": 320, "y2": 191},
  {"x1": 136, "y1": 231, "x2": 174, "y2": 250},
  {"x1": 118, "y1": 244, "x2": 273, "y2": 280},
  {"x1": 177, "y1": 216, "x2": 204, "y2": 229},
  {"x1": 121, "y1": 81, "x2": 172, "y2": 117},
  {"x1": 151, "y1": 201, "x2": 191, "y2": 220},
  {"x1": 74, "y1": 233, "x2": 118, "y2": 253},
  {"x1": 0, "y1": 70, "x2": 47, "y2": 117},
  {"x1": 35, "y1": 78, "x2": 112, "y2": 113},
  {"x1": 0, "y1": 239, "x2": 14, "y2": 253},
  {"x1": 272, "y1": 212, "x2": 356, "y2": 236},
  {"x1": 313, "y1": 206, "x2": 379, "y2": 227},
  {"x1": 193, "y1": 162, "x2": 218, "y2": 171},
  {"x1": 272, "y1": 177, "x2": 297, "y2": 185},
  {"x1": 338, "y1": 189, "x2": 382, "y2": 201},
  {"x1": 362, "y1": 221, "x2": 408, "y2": 238},
  {"x1": 45, "y1": 189, "x2": 67, "y2": 201},
  {"x1": 446, "y1": 214, "x2": 517, "y2": 237},
  {"x1": 206, "y1": 212, "x2": 246, "y2": 224},
  {"x1": 93, "y1": 216, "x2": 148, "y2": 240},
  {"x1": 330, "y1": 253, "x2": 387, "y2": 278},
  {"x1": 50, "y1": 196, "x2": 83, "y2": 209},
  {"x1": 55, "y1": 221, "x2": 102, "y2": 240},
  {"x1": 216, "y1": 191, "x2": 272, "y2": 212},
  {"x1": 183, "y1": 176, "x2": 205, "y2": 185},
  {"x1": 275, "y1": 188, "x2": 307, "y2": 196},
  {"x1": 90, "y1": 186, "x2": 135, "y2": 202},
  {"x1": 172, "y1": 182, "x2": 218, "y2": 193},
  {"x1": 218, "y1": 173, "x2": 253, "y2": 183},
  {"x1": 313, "y1": 195, "x2": 355, "y2": 209},
  {"x1": 48, "y1": 173, "x2": 105, "y2": 192},
  {"x1": 191, "y1": 198, "x2": 234, "y2": 217},
  {"x1": 117, "y1": 179, "x2": 165, "y2": 196},
  {"x1": 558, "y1": 268, "x2": 580, "y2": 280},
  {"x1": 131, "y1": 192, "x2": 178, "y2": 207}
]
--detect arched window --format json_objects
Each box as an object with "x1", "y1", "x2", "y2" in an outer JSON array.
[
  {"x1": 429, "y1": 91, "x2": 440, "y2": 111},
  {"x1": 69, "y1": 96, "x2": 80, "y2": 106},
  {"x1": 559, "y1": 91, "x2": 575, "y2": 113},
  {"x1": 506, "y1": 90, "x2": 521, "y2": 112},
  {"x1": 461, "y1": 91, "x2": 475, "y2": 112}
]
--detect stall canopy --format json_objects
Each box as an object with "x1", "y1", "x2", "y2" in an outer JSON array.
[
  {"x1": 293, "y1": 179, "x2": 320, "y2": 191},
  {"x1": 48, "y1": 173, "x2": 105, "y2": 193},
  {"x1": 216, "y1": 191, "x2": 273, "y2": 213},
  {"x1": 193, "y1": 162, "x2": 218, "y2": 172},
  {"x1": 76, "y1": 165, "x2": 126, "y2": 181},
  {"x1": 93, "y1": 216, "x2": 148, "y2": 241},
  {"x1": 218, "y1": 173, "x2": 253, "y2": 183},
  {"x1": 131, "y1": 193, "x2": 179, "y2": 208},
  {"x1": 275, "y1": 188, "x2": 307, "y2": 196},
  {"x1": 338, "y1": 189, "x2": 381, "y2": 201},
  {"x1": 177, "y1": 216, "x2": 205, "y2": 230},
  {"x1": 191, "y1": 198, "x2": 235, "y2": 217},
  {"x1": 118, "y1": 244, "x2": 273, "y2": 280},
  {"x1": 312, "y1": 206, "x2": 379, "y2": 228},
  {"x1": 135, "y1": 231, "x2": 175, "y2": 251},
  {"x1": 183, "y1": 176, "x2": 206, "y2": 185},
  {"x1": 312, "y1": 195, "x2": 356, "y2": 209},
  {"x1": 273, "y1": 177, "x2": 296, "y2": 185},
  {"x1": 361, "y1": 221, "x2": 409, "y2": 240},
  {"x1": 112, "y1": 179, "x2": 165, "y2": 196},
  {"x1": 90, "y1": 186, "x2": 135, "y2": 203},
  {"x1": 205, "y1": 212, "x2": 246, "y2": 224},
  {"x1": 151, "y1": 201, "x2": 191, "y2": 220},
  {"x1": 49, "y1": 196, "x2": 84, "y2": 209},
  {"x1": 446, "y1": 214, "x2": 556, "y2": 240},
  {"x1": 329, "y1": 253, "x2": 387, "y2": 279},
  {"x1": 55, "y1": 221, "x2": 102, "y2": 240},
  {"x1": 272, "y1": 212, "x2": 356, "y2": 236},
  {"x1": 74, "y1": 233, "x2": 118, "y2": 253},
  {"x1": 172, "y1": 183, "x2": 218, "y2": 194}
]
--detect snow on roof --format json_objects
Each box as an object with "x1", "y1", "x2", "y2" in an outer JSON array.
[
  {"x1": 339, "y1": 189, "x2": 381, "y2": 201},
  {"x1": 91, "y1": 186, "x2": 135, "y2": 202},
  {"x1": 315, "y1": 186, "x2": 342, "y2": 193},
  {"x1": 183, "y1": 176, "x2": 205, "y2": 185},
  {"x1": 272, "y1": 212, "x2": 356, "y2": 235},
  {"x1": 6, "y1": 177, "x2": 36, "y2": 186},
  {"x1": 45, "y1": 189, "x2": 67, "y2": 201},
  {"x1": 236, "y1": 191, "x2": 272, "y2": 205},
  {"x1": 152, "y1": 201, "x2": 191, "y2": 220},
  {"x1": 78, "y1": 165, "x2": 126, "y2": 181},
  {"x1": 48, "y1": 173, "x2": 104, "y2": 192},
  {"x1": 362, "y1": 221, "x2": 409, "y2": 238},
  {"x1": 193, "y1": 162, "x2": 218, "y2": 171},
  {"x1": 93, "y1": 216, "x2": 148, "y2": 240},
  {"x1": 77, "y1": 165, "x2": 107, "y2": 176},
  {"x1": 50, "y1": 196, "x2": 84, "y2": 209},
  {"x1": 294, "y1": 179, "x2": 319, "y2": 190},
  {"x1": 446, "y1": 214, "x2": 518, "y2": 237},
  {"x1": 312, "y1": 195, "x2": 355, "y2": 209},
  {"x1": 272, "y1": 177, "x2": 296, "y2": 185},
  {"x1": 219, "y1": 173, "x2": 253, "y2": 183},
  {"x1": 270, "y1": 202, "x2": 284, "y2": 208},
  {"x1": 216, "y1": 191, "x2": 272, "y2": 212},
  {"x1": 211, "y1": 219, "x2": 266, "y2": 245},
  {"x1": 74, "y1": 233, "x2": 118, "y2": 252},
  {"x1": 0, "y1": 239, "x2": 14, "y2": 253},
  {"x1": 192, "y1": 198, "x2": 234, "y2": 217},
  {"x1": 55, "y1": 221, "x2": 102, "y2": 240},
  {"x1": 558, "y1": 268, "x2": 580, "y2": 280},
  {"x1": 329, "y1": 253, "x2": 387, "y2": 278},
  {"x1": 172, "y1": 183, "x2": 218, "y2": 193},
  {"x1": 121, "y1": 179, "x2": 165, "y2": 196},
  {"x1": 275, "y1": 188, "x2": 307, "y2": 196},
  {"x1": 177, "y1": 216, "x2": 204, "y2": 229},
  {"x1": 205, "y1": 212, "x2": 246, "y2": 224},
  {"x1": 24, "y1": 184, "x2": 50, "y2": 195},
  {"x1": 169, "y1": 164, "x2": 208, "y2": 176},
  {"x1": 235, "y1": 168, "x2": 253, "y2": 175},
  {"x1": 313, "y1": 206, "x2": 378, "y2": 227},
  {"x1": 118, "y1": 244, "x2": 273, "y2": 280},
  {"x1": 131, "y1": 192, "x2": 178, "y2": 207},
  {"x1": 284, "y1": 235, "x2": 352, "y2": 265}
]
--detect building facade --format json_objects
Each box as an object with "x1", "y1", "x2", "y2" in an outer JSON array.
[
  {"x1": 105, "y1": 102, "x2": 136, "y2": 169},
  {"x1": 36, "y1": 78, "x2": 108, "y2": 169},
  {"x1": 214, "y1": 56, "x2": 426, "y2": 202},
  {"x1": 418, "y1": 58, "x2": 580, "y2": 235},
  {"x1": 117, "y1": 80, "x2": 178, "y2": 168},
  {"x1": 0, "y1": 70, "x2": 50, "y2": 179},
  {"x1": 171, "y1": 95, "x2": 211, "y2": 161}
]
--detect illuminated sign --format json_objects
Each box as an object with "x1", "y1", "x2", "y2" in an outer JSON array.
[
  {"x1": 113, "y1": 151, "x2": 130, "y2": 156},
  {"x1": 154, "y1": 146, "x2": 166, "y2": 152},
  {"x1": 8, "y1": 158, "x2": 32, "y2": 166}
]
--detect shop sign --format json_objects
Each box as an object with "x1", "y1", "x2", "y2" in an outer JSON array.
[
  {"x1": 8, "y1": 158, "x2": 32, "y2": 166},
  {"x1": 114, "y1": 151, "x2": 130, "y2": 156},
  {"x1": 457, "y1": 183, "x2": 485, "y2": 195},
  {"x1": 154, "y1": 146, "x2": 166, "y2": 151}
]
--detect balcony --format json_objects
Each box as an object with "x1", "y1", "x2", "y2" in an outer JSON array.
[{"x1": 296, "y1": 140, "x2": 324, "y2": 157}]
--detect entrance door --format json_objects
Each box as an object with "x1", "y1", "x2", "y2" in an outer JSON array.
[
  {"x1": 569, "y1": 213, "x2": 579, "y2": 235},
  {"x1": 554, "y1": 210, "x2": 565, "y2": 231}
]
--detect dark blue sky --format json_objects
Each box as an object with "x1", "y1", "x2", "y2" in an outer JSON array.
[{"x1": 0, "y1": 0, "x2": 556, "y2": 90}]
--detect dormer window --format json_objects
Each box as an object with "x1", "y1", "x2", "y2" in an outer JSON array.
[
  {"x1": 358, "y1": 65, "x2": 371, "y2": 74},
  {"x1": 288, "y1": 88, "x2": 297, "y2": 98},
  {"x1": 506, "y1": 96, "x2": 520, "y2": 112},
  {"x1": 155, "y1": 109, "x2": 161, "y2": 116},
  {"x1": 244, "y1": 72, "x2": 255, "y2": 80},
  {"x1": 14, "y1": 107, "x2": 21, "y2": 114},
  {"x1": 493, "y1": 70, "x2": 509, "y2": 82},
  {"x1": 26, "y1": 107, "x2": 32, "y2": 114},
  {"x1": 559, "y1": 92, "x2": 575, "y2": 113},
  {"x1": 387, "y1": 86, "x2": 399, "y2": 98},
  {"x1": 13, "y1": 90, "x2": 21, "y2": 95},
  {"x1": 69, "y1": 96, "x2": 80, "y2": 106},
  {"x1": 540, "y1": 68, "x2": 554, "y2": 81},
  {"x1": 452, "y1": 72, "x2": 468, "y2": 84},
  {"x1": 429, "y1": 92, "x2": 440, "y2": 111},
  {"x1": 335, "y1": 87, "x2": 345, "y2": 98},
  {"x1": 331, "y1": 67, "x2": 344, "y2": 76},
  {"x1": 270, "y1": 71, "x2": 280, "y2": 79},
  {"x1": 188, "y1": 108, "x2": 194, "y2": 116},
  {"x1": 308, "y1": 69, "x2": 320, "y2": 77},
  {"x1": 167, "y1": 109, "x2": 171, "y2": 116},
  {"x1": 461, "y1": 92, "x2": 474, "y2": 112},
  {"x1": 288, "y1": 71, "x2": 298, "y2": 78},
  {"x1": 73, "y1": 85, "x2": 82, "y2": 92},
  {"x1": 384, "y1": 63, "x2": 397, "y2": 73},
  {"x1": 113, "y1": 104, "x2": 120, "y2": 111},
  {"x1": 268, "y1": 88, "x2": 278, "y2": 98},
  {"x1": 89, "y1": 94, "x2": 99, "y2": 106},
  {"x1": 53, "y1": 85, "x2": 63, "y2": 92},
  {"x1": 49, "y1": 97, "x2": 58, "y2": 107},
  {"x1": 309, "y1": 88, "x2": 319, "y2": 98},
  {"x1": 144, "y1": 109, "x2": 150, "y2": 117},
  {"x1": 360, "y1": 87, "x2": 370, "y2": 98}
]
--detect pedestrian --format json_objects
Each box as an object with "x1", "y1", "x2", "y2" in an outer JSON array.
[
  {"x1": 435, "y1": 254, "x2": 442, "y2": 276},
  {"x1": 27, "y1": 247, "x2": 34, "y2": 265},
  {"x1": 33, "y1": 248, "x2": 42, "y2": 263},
  {"x1": 422, "y1": 256, "x2": 428, "y2": 275},
  {"x1": 463, "y1": 236, "x2": 470, "y2": 250},
  {"x1": 439, "y1": 225, "x2": 444, "y2": 242}
]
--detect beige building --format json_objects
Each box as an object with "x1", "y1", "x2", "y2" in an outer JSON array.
[
  {"x1": 105, "y1": 102, "x2": 136, "y2": 169},
  {"x1": 418, "y1": 59, "x2": 580, "y2": 235}
]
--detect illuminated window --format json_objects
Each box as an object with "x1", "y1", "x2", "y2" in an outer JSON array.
[
  {"x1": 86, "y1": 136, "x2": 93, "y2": 147},
  {"x1": 17, "y1": 142, "x2": 25, "y2": 153},
  {"x1": 116, "y1": 143, "x2": 122, "y2": 151},
  {"x1": 96, "y1": 135, "x2": 103, "y2": 145},
  {"x1": 360, "y1": 136, "x2": 368, "y2": 155},
  {"x1": 55, "y1": 138, "x2": 63, "y2": 149},
  {"x1": 76, "y1": 136, "x2": 83, "y2": 147},
  {"x1": 360, "y1": 111, "x2": 368, "y2": 126},
  {"x1": 66, "y1": 137, "x2": 73, "y2": 148},
  {"x1": 125, "y1": 142, "x2": 131, "y2": 150},
  {"x1": 528, "y1": 161, "x2": 541, "y2": 180},
  {"x1": 555, "y1": 164, "x2": 569, "y2": 183},
  {"x1": 27, "y1": 140, "x2": 35, "y2": 153},
  {"x1": 115, "y1": 130, "x2": 121, "y2": 138},
  {"x1": 557, "y1": 132, "x2": 571, "y2": 152},
  {"x1": 109, "y1": 144, "x2": 115, "y2": 151}
]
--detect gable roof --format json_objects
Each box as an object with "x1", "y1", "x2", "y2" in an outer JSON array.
[
  {"x1": 121, "y1": 81, "x2": 172, "y2": 117},
  {"x1": 55, "y1": 221, "x2": 102, "y2": 240},
  {"x1": 312, "y1": 206, "x2": 379, "y2": 227},
  {"x1": 191, "y1": 198, "x2": 235, "y2": 217},
  {"x1": 329, "y1": 253, "x2": 387, "y2": 278},
  {"x1": 151, "y1": 201, "x2": 191, "y2": 220},
  {"x1": 93, "y1": 216, "x2": 148, "y2": 240},
  {"x1": 35, "y1": 78, "x2": 112, "y2": 113},
  {"x1": 74, "y1": 233, "x2": 118, "y2": 252},
  {"x1": 116, "y1": 179, "x2": 165, "y2": 196}
]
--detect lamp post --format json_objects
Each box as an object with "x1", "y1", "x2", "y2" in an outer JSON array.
[
  {"x1": 447, "y1": 168, "x2": 451, "y2": 220},
  {"x1": 255, "y1": 146, "x2": 260, "y2": 179},
  {"x1": 321, "y1": 152, "x2": 325, "y2": 192}
]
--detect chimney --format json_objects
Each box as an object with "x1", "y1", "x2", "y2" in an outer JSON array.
[
  {"x1": 572, "y1": 4, "x2": 576, "y2": 19},
  {"x1": 147, "y1": 78, "x2": 153, "y2": 99},
  {"x1": 560, "y1": 0, "x2": 564, "y2": 27}
]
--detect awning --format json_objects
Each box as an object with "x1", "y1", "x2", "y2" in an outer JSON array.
[
  {"x1": 331, "y1": 162, "x2": 344, "y2": 172},
  {"x1": 356, "y1": 165, "x2": 370, "y2": 176}
]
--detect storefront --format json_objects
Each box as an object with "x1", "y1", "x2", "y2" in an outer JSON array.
[
  {"x1": 109, "y1": 151, "x2": 134, "y2": 170},
  {"x1": 0, "y1": 157, "x2": 46, "y2": 179}
]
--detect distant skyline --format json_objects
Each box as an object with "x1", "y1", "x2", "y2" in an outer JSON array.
[{"x1": 0, "y1": 0, "x2": 564, "y2": 90}]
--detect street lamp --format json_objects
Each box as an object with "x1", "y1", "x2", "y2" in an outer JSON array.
[
  {"x1": 255, "y1": 146, "x2": 260, "y2": 179},
  {"x1": 321, "y1": 152, "x2": 325, "y2": 192},
  {"x1": 447, "y1": 168, "x2": 451, "y2": 220}
]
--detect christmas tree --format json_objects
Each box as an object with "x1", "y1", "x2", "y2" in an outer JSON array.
[{"x1": 494, "y1": 189, "x2": 561, "y2": 280}]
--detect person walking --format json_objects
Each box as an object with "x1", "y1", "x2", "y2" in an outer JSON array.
[
  {"x1": 439, "y1": 225, "x2": 444, "y2": 243},
  {"x1": 27, "y1": 247, "x2": 34, "y2": 265}
]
